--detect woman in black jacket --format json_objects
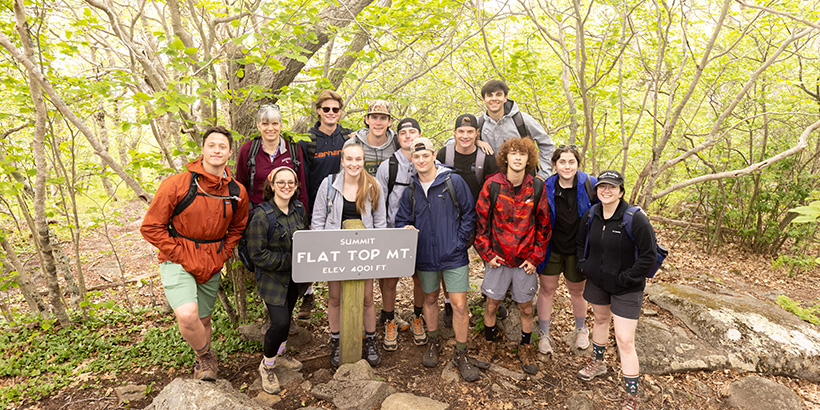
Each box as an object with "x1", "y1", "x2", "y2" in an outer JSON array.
[{"x1": 575, "y1": 170, "x2": 658, "y2": 410}]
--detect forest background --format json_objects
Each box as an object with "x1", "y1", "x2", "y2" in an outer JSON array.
[{"x1": 0, "y1": 0, "x2": 820, "y2": 407}]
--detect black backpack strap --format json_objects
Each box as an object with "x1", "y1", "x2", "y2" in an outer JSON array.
[
  {"x1": 582, "y1": 203, "x2": 599, "y2": 259},
  {"x1": 325, "y1": 174, "x2": 337, "y2": 215},
  {"x1": 247, "y1": 138, "x2": 261, "y2": 195},
  {"x1": 584, "y1": 174, "x2": 597, "y2": 204},
  {"x1": 171, "y1": 172, "x2": 199, "y2": 219},
  {"x1": 409, "y1": 181, "x2": 416, "y2": 224},
  {"x1": 288, "y1": 138, "x2": 301, "y2": 174},
  {"x1": 444, "y1": 174, "x2": 462, "y2": 220},
  {"x1": 486, "y1": 181, "x2": 501, "y2": 246},
  {"x1": 512, "y1": 111, "x2": 529, "y2": 138},
  {"x1": 228, "y1": 179, "x2": 240, "y2": 216},
  {"x1": 533, "y1": 176, "x2": 545, "y2": 206},
  {"x1": 387, "y1": 155, "x2": 398, "y2": 203},
  {"x1": 477, "y1": 116, "x2": 485, "y2": 141}
]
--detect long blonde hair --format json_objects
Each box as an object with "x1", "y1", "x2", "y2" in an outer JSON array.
[{"x1": 342, "y1": 144, "x2": 381, "y2": 214}]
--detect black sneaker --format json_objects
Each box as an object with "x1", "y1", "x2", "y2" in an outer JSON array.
[
  {"x1": 423, "y1": 336, "x2": 441, "y2": 368},
  {"x1": 453, "y1": 348, "x2": 479, "y2": 382},
  {"x1": 497, "y1": 304, "x2": 508, "y2": 321},
  {"x1": 330, "y1": 338, "x2": 340, "y2": 368},
  {"x1": 443, "y1": 303, "x2": 453, "y2": 328},
  {"x1": 364, "y1": 336, "x2": 381, "y2": 366}
]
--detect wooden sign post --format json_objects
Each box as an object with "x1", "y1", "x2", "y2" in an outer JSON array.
[{"x1": 292, "y1": 227, "x2": 417, "y2": 366}]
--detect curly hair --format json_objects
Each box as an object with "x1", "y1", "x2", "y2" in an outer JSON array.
[{"x1": 496, "y1": 137, "x2": 539, "y2": 174}]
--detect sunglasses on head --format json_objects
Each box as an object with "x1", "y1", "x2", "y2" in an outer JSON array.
[
  {"x1": 321, "y1": 106, "x2": 341, "y2": 113},
  {"x1": 558, "y1": 144, "x2": 578, "y2": 150}
]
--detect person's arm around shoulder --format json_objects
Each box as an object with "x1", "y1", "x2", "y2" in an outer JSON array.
[
  {"x1": 619, "y1": 209, "x2": 658, "y2": 284},
  {"x1": 140, "y1": 175, "x2": 183, "y2": 261},
  {"x1": 312, "y1": 177, "x2": 330, "y2": 230},
  {"x1": 223, "y1": 183, "x2": 250, "y2": 258},
  {"x1": 523, "y1": 113, "x2": 554, "y2": 178}
]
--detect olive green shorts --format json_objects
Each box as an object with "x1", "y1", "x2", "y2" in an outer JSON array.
[
  {"x1": 417, "y1": 265, "x2": 470, "y2": 294},
  {"x1": 541, "y1": 252, "x2": 586, "y2": 283},
  {"x1": 160, "y1": 261, "x2": 220, "y2": 318}
]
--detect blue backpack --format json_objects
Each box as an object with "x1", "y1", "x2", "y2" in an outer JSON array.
[{"x1": 583, "y1": 204, "x2": 668, "y2": 278}]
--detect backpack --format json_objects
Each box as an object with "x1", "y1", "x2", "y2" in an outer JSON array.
[
  {"x1": 168, "y1": 171, "x2": 241, "y2": 253},
  {"x1": 238, "y1": 200, "x2": 306, "y2": 275},
  {"x1": 582, "y1": 204, "x2": 668, "y2": 278},
  {"x1": 247, "y1": 137, "x2": 302, "y2": 195},
  {"x1": 386, "y1": 155, "x2": 411, "y2": 205},
  {"x1": 442, "y1": 144, "x2": 487, "y2": 183},
  {"x1": 583, "y1": 175, "x2": 596, "y2": 204},
  {"x1": 485, "y1": 177, "x2": 544, "y2": 245},
  {"x1": 407, "y1": 173, "x2": 462, "y2": 222},
  {"x1": 325, "y1": 173, "x2": 337, "y2": 215},
  {"x1": 477, "y1": 100, "x2": 529, "y2": 140}
]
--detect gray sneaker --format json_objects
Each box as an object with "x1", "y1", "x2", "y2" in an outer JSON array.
[
  {"x1": 575, "y1": 326, "x2": 590, "y2": 350},
  {"x1": 577, "y1": 357, "x2": 607, "y2": 381},
  {"x1": 423, "y1": 336, "x2": 441, "y2": 368},
  {"x1": 538, "y1": 330, "x2": 553, "y2": 355},
  {"x1": 258, "y1": 360, "x2": 280, "y2": 394}
]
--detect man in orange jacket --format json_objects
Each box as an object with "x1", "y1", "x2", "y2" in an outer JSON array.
[{"x1": 141, "y1": 126, "x2": 249, "y2": 381}]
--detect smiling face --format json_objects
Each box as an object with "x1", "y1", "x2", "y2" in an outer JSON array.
[
  {"x1": 271, "y1": 169, "x2": 298, "y2": 202},
  {"x1": 398, "y1": 127, "x2": 421, "y2": 151},
  {"x1": 555, "y1": 152, "x2": 578, "y2": 183},
  {"x1": 482, "y1": 89, "x2": 507, "y2": 117},
  {"x1": 201, "y1": 132, "x2": 231, "y2": 169},
  {"x1": 454, "y1": 126, "x2": 478, "y2": 151},
  {"x1": 365, "y1": 114, "x2": 392, "y2": 138},
  {"x1": 597, "y1": 183, "x2": 623, "y2": 206},
  {"x1": 412, "y1": 149, "x2": 435, "y2": 176},
  {"x1": 341, "y1": 144, "x2": 365, "y2": 179},
  {"x1": 318, "y1": 99, "x2": 341, "y2": 127},
  {"x1": 507, "y1": 149, "x2": 528, "y2": 173},
  {"x1": 257, "y1": 117, "x2": 282, "y2": 145}
]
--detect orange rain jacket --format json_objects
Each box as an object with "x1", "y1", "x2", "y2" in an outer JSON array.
[{"x1": 141, "y1": 158, "x2": 249, "y2": 284}]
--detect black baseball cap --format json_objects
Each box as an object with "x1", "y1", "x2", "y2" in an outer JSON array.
[
  {"x1": 454, "y1": 114, "x2": 479, "y2": 129},
  {"x1": 396, "y1": 118, "x2": 421, "y2": 133},
  {"x1": 595, "y1": 170, "x2": 624, "y2": 187}
]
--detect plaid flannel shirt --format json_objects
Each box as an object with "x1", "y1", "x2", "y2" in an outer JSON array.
[{"x1": 247, "y1": 199, "x2": 308, "y2": 306}]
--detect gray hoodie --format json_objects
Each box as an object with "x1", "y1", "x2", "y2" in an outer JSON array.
[
  {"x1": 479, "y1": 99, "x2": 554, "y2": 178},
  {"x1": 344, "y1": 128, "x2": 399, "y2": 176}
]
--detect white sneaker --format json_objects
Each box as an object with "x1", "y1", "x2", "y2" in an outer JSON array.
[
  {"x1": 575, "y1": 327, "x2": 590, "y2": 350},
  {"x1": 538, "y1": 330, "x2": 553, "y2": 355}
]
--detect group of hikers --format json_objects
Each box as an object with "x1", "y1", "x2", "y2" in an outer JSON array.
[{"x1": 140, "y1": 79, "x2": 661, "y2": 410}]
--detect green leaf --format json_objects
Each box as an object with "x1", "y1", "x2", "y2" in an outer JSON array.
[
  {"x1": 170, "y1": 37, "x2": 185, "y2": 50},
  {"x1": 184, "y1": 47, "x2": 198, "y2": 56}
]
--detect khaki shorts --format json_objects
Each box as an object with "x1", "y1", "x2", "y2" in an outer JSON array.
[
  {"x1": 417, "y1": 265, "x2": 470, "y2": 294},
  {"x1": 541, "y1": 252, "x2": 586, "y2": 283},
  {"x1": 160, "y1": 261, "x2": 220, "y2": 318}
]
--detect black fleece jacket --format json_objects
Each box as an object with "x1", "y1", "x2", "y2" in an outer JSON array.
[{"x1": 576, "y1": 199, "x2": 657, "y2": 295}]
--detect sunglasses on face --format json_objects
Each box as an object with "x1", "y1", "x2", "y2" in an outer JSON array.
[
  {"x1": 275, "y1": 180, "x2": 297, "y2": 188},
  {"x1": 558, "y1": 144, "x2": 578, "y2": 150},
  {"x1": 321, "y1": 107, "x2": 341, "y2": 113}
]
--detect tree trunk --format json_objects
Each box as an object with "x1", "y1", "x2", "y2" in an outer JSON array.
[
  {"x1": 94, "y1": 111, "x2": 119, "y2": 200},
  {"x1": 0, "y1": 233, "x2": 45, "y2": 314}
]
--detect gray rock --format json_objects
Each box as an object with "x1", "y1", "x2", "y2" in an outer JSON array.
[
  {"x1": 238, "y1": 322, "x2": 266, "y2": 342},
  {"x1": 499, "y1": 379, "x2": 519, "y2": 391},
  {"x1": 275, "y1": 365, "x2": 304, "y2": 387},
  {"x1": 144, "y1": 379, "x2": 266, "y2": 410},
  {"x1": 300, "y1": 380, "x2": 312, "y2": 391},
  {"x1": 565, "y1": 391, "x2": 595, "y2": 410},
  {"x1": 693, "y1": 379, "x2": 712, "y2": 395},
  {"x1": 311, "y1": 380, "x2": 395, "y2": 410},
  {"x1": 646, "y1": 283, "x2": 820, "y2": 381},
  {"x1": 114, "y1": 384, "x2": 146, "y2": 404},
  {"x1": 441, "y1": 361, "x2": 458, "y2": 383},
  {"x1": 311, "y1": 368, "x2": 332, "y2": 382},
  {"x1": 636, "y1": 317, "x2": 729, "y2": 374},
  {"x1": 488, "y1": 363, "x2": 526, "y2": 381},
  {"x1": 726, "y1": 376, "x2": 802, "y2": 410},
  {"x1": 515, "y1": 398, "x2": 533, "y2": 407},
  {"x1": 496, "y1": 301, "x2": 522, "y2": 342},
  {"x1": 491, "y1": 383, "x2": 503, "y2": 394},
  {"x1": 380, "y1": 392, "x2": 450, "y2": 410},
  {"x1": 334, "y1": 359, "x2": 375, "y2": 381},
  {"x1": 238, "y1": 322, "x2": 311, "y2": 347},
  {"x1": 288, "y1": 323, "x2": 312, "y2": 347}
]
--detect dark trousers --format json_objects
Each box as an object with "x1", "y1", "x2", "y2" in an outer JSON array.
[{"x1": 263, "y1": 281, "x2": 299, "y2": 358}]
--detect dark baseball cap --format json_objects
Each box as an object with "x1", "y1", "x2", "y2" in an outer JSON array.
[
  {"x1": 396, "y1": 118, "x2": 421, "y2": 133},
  {"x1": 595, "y1": 170, "x2": 624, "y2": 187},
  {"x1": 454, "y1": 114, "x2": 479, "y2": 129}
]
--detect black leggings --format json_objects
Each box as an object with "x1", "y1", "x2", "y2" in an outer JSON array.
[{"x1": 264, "y1": 281, "x2": 300, "y2": 358}]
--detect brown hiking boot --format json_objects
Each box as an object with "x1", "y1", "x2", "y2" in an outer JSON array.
[
  {"x1": 518, "y1": 343, "x2": 538, "y2": 375},
  {"x1": 297, "y1": 294, "x2": 314, "y2": 320},
  {"x1": 258, "y1": 360, "x2": 280, "y2": 394},
  {"x1": 194, "y1": 350, "x2": 217, "y2": 381},
  {"x1": 577, "y1": 356, "x2": 607, "y2": 381}
]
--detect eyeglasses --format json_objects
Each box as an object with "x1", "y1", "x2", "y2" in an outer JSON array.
[
  {"x1": 597, "y1": 184, "x2": 619, "y2": 191},
  {"x1": 275, "y1": 180, "x2": 297, "y2": 188},
  {"x1": 320, "y1": 106, "x2": 341, "y2": 113},
  {"x1": 558, "y1": 144, "x2": 578, "y2": 150}
]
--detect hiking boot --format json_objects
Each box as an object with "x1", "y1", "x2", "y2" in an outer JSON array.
[
  {"x1": 577, "y1": 357, "x2": 607, "y2": 381},
  {"x1": 395, "y1": 315, "x2": 410, "y2": 332},
  {"x1": 277, "y1": 349, "x2": 303, "y2": 371},
  {"x1": 453, "y1": 348, "x2": 479, "y2": 382},
  {"x1": 622, "y1": 393, "x2": 640, "y2": 410},
  {"x1": 575, "y1": 326, "x2": 590, "y2": 350},
  {"x1": 411, "y1": 314, "x2": 428, "y2": 345},
  {"x1": 443, "y1": 303, "x2": 453, "y2": 328},
  {"x1": 364, "y1": 336, "x2": 381, "y2": 366},
  {"x1": 538, "y1": 330, "x2": 553, "y2": 355},
  {"x1": 518, "y1": 343, "x2": 538, "y2": 375},
  {"x1": 497, "y1": 304, "x2": 508, "y2": 321},
  {"x1": 383, "y1": 319, "x2": 398, "y2": 351},
  {"x1": 258, "y1": 360, "x2": 280, "y2": 394},
  {"x1": 194, "y1": 351, "x2": 217, "y2": 381},
  {"x1": 474, "y1": 338, "x2": 496, "y2": 369},
  {"x1": 297, "y1": 294, "x2": 314, "y2": 320},
  {"x1": 329, "y1": 338, "x2": 340, "y2": 368},
  {"x1": 423, "y1": 336, "x2": 441, "y2": 368}
]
